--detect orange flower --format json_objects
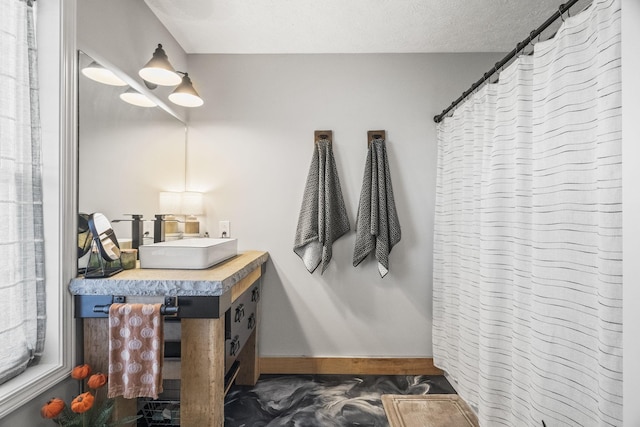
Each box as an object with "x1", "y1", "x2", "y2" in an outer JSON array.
[
  {"x1": 70, "y1": 392, "x2": 94, "y2": 414},
  {"x1": 70, "y1": 364, "x2": 91, "y2": 380},
  {"x1": 40, "y1": 398, "x2": 65, "y2": 419},
  {"x1": 87, "y1": 372, "x2": 107, "y2": 389}
]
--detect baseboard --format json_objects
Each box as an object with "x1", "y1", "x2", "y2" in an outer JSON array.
[{"x1": 259, "y1": 357, "x2": 443, "y2": 375}]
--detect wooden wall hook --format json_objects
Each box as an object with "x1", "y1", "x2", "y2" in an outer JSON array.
[
  {"x1": 368, "y1": 130, "x2": 386, "y2": 147},
  {"x1": 314, "y1": 130, "x2": 333, "y2": 144}
]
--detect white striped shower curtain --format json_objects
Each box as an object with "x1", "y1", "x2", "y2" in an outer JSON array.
[{"x1": 432, "y1": 0, "x2": 622, "y2": 426}]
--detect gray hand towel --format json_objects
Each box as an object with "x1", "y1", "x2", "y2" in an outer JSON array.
[
  {"x1": 294, "y1": 139, "x2": 350, "y2": 273},
  {"x1": 353, "y1": 138, "x2": 401, "y2": 277}
]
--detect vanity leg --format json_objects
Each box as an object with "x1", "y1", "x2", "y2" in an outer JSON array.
[
  {"x1": 83, "y1": 319, "x2": 137, "y2": 422},
  {"x1": 235, "y1": 328, "x2": 260, "y2": 386},
  {"x1": 180, "y1": 318, "x2": 225, "y2": 427}
]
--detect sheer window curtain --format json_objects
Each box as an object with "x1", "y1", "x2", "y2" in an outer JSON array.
[
  {"x1": 433, "y1": 0, "x2": 622, "y2": 425},
  {"x1": 0, "y1": 0, "x2": 46, "y2": 385}
]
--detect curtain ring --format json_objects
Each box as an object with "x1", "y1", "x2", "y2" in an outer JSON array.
[
  {"x1": 527, "y1": 31, "x2": 538, "y2": 54},
  {"x1": 558, "y1": 5, "x2": 565, "y2": 22}
]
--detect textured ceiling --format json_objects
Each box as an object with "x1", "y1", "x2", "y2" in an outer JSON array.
[{"x1": 143, "y1": 0, "x2": 584, "y2": 54}]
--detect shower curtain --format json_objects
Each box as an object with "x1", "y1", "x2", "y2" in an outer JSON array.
[{"x1": 432, "y1": 0, "x2": 622, "y2": 426}]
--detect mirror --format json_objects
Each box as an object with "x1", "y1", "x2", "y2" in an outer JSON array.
[
  {"x1": 84, "y1": 213, "x2": 123, "y2": 278},
  {"x1": 77, "y1": 213, "x2": 92, "y2": 258},
  {"x1": 88, "y1": 213, "x2": 121, "y2": 261},
  {"x1": 77, "y1": 51, "x2": 187, "y2": 250}
]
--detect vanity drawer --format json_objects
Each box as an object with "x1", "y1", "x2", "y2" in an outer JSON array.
[{"x1": 225, "y1": 281, "x2": 260, "y2": 372}]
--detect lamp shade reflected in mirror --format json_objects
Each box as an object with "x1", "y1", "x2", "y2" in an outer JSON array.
[
  {"x1": 81, "y1": 61, "x2": 127, "y2": 86},
  {"x1": 119, "y1": 87, "x2": 157, "y2": 107},
  {"x1": 159, "y1": 191, "x2": 183, "y2": 214},
  {"x1": 181, "y1": 191, "x2": 204, "y2": 215}
]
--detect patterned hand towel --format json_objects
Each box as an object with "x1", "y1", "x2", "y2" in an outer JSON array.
[
  {"x1": 294, "y1": 139, "x2": 350, "y2": 273},
  {"x1": 108, "y1": 303, "x2": 163, "y2": 399},
  {"x1": 353, "y1": 138, "x2": 401, "y2": 277}
]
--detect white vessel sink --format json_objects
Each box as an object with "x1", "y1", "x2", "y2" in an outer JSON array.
[{"x1": 139, "y1": 238, "x2": 237, "y2": 269}]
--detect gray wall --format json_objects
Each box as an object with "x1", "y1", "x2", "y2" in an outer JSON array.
[{"x1": 186, "y1": 53, "x2": 503, "y2": 357}]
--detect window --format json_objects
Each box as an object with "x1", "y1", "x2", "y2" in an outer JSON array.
[
  {"x1": 0, "y1": 0, "x2": 46, "y2": 387},
  {"x1": 0, "y1": 0, "x2": 75, "y2": 417}
]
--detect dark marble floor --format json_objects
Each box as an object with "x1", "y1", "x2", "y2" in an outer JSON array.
[{"x1": 223, "y1": 374, "x2": 456, "y2": 427}]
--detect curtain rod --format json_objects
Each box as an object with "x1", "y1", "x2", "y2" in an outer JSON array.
[{"x1": 433, "y1": 0, "x2": 582, "y2": 123}]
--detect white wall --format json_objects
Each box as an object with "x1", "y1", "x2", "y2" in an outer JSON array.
[
  {"x1": 186, "y1": 53, "x2": 502, "y2": 357},
  {"x1": 622, "y1": 0, "x2": 640, "y2": 424}
]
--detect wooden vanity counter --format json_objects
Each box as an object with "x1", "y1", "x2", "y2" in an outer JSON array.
[{"x1": 69, "y1": 250, "x2": 269, "y2": 427}]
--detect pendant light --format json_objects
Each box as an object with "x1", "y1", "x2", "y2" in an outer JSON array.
[
  {"x1": 139, "y1": 44, "x2": 181, "y2": 86},
  {"x1": 119, "y1": 87, "x2": 157, "y2": 108},
  {"x1": 81, "y1": 61, "x2": 127, "y2": 86},
  {"x1": 168, "y1": 73, "x2": 204, "y2": 108}
]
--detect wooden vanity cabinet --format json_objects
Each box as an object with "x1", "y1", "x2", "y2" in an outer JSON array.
[{"x1": 71, "y1": 251, "x2": 268, "y2": 427}]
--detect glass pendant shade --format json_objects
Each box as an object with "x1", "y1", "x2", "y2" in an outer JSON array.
[
  {"x1": 139, "y1": 44, "x2": 181, "y2": 86},
  {"x1": 119, "y1": 87, "x2": 156, "y2": 107},
  {"x1": 168, "y1": 74, "x2": 204, "y2": 107},
  {"x1": 81, "y1": 61, "x2": 127, "y2": 86}
]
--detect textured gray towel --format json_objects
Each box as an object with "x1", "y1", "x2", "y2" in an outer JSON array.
[
  {"x1": 294, "y1": 139, "x2": 350, "y2": 273},
  {"x1": 353, "y1": 138, "x2": 401, "y2": 277}
]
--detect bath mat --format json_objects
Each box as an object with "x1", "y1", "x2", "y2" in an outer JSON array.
[{"x1": 382, "y1": 394, "x2": 479, "y2": 427}]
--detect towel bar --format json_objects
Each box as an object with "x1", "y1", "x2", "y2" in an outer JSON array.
[
  {"x1": 74, "y1": 293, "x2": 230, "y2": 319},
  {"x1": 92, "y1": 302, "x2": 179, "y2": 315}
]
